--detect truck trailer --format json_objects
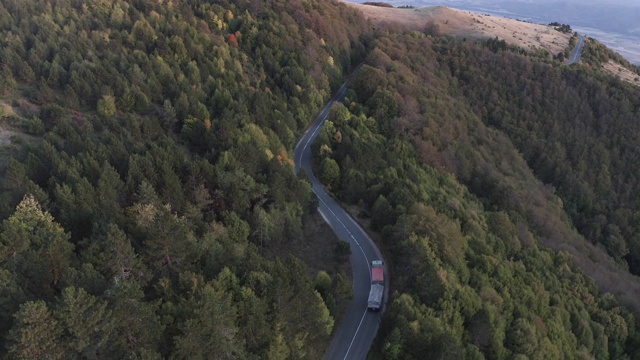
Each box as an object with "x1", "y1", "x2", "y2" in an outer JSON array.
[
  {"x1": 367, "y1": 283, "x2": 384, "y2": 311},
  {"x1": 371, "y1": 263, "x2": 384, "y2": 284},
  {"x1": 368, "y1": 260, "x2": 384, "y2": 311}
]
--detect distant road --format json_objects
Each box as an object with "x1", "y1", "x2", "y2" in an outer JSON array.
[
  {"x1": 567, "y1": 33, "x2": 585, "y2": 65},
  {"x1": 293, "y1": 77, "x2": 387, "y2": 360}
]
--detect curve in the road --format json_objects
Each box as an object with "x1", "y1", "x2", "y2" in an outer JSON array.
[
  {"x1": 293, "y1": 74, "x2": 387, "y2": 360},
  {"x1": 567, "y1": 33, "x2": 585, "y2": 65}
]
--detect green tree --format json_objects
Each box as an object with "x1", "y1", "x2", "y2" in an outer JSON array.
[
  {"x1": 6, "y1": 301, "x2": 65, "y2": 360},
  {"x1": 329, "y1": 102, "x2": 351, "y2": 126},
  {"x1": 266, "y1": 323, "x2": 290, "y2": 360},
  {"x1": 332, "y1": 272, "x2": 352, "y2": 312},
  {"x1": 162, "y1": 99, "x2": 178, "y2": 131},
  {"x1": 104, "y1": 281, "x2": 164, "y2": 358},
  {"x1": 371, "y1": 194, "x2": 394, "y2": 231},
  {"x1": 318, "y1": 157, "x2": 340, "y2": 190},
  {"x1": 571, "y1": 311, "x2": 595, "y2": 352},
  {"x1": 98, "y1": 224, "x2": 150, "y2": 286},
  {"x1": 0, "y1": 194, "x2": 74, "y2": 299},
  {"x1": 172, "y1": 284, "x2": 243, "y2": 359},
  {"x1": 0, "y1": 269, "x2": 26, "y2": 351},
  {"x1": 97, "y1": 94, "x2": 117, "y2": 117},
  {"x1": 0, "y1": 64, "x2": 16, "y2": 94},
  {"x1": 235, "y1": 285, "x2": 271, "y2": 354},
  {"x1": 142, "y1": 206, "x2": 198, "y2": 276},
  {"x1": 95, "y1": 162, "x2": 125, "y2": 224},
  {"x1": 54, "y1": 287, "x2": 113, "y2": 358},
  {"x1": 506, "y1": 318, "x2": 538, "y2": 356},
  {"x1": 487, "y1": 212, "x2": 521, "y2": 255},
  {"x1": 315, "y1": 270, "x2": 332, "y2": 296}
]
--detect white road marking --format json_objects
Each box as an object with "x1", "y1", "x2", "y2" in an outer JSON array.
[
  {"x1": 343, "y1": 309, "x2": 369, "y2": 360},
  {"x1": 299, "y1": 113, "x2": 327, "y2": 167},
  {"x1": 316, "y1": 192, "x2": 369, "y2": 265},
  {"x1": 316, "y1": 190, "x2": 370, "y2": 360}
]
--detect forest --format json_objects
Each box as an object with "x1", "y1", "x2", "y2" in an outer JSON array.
[
  {"x1": 2, "y1": 0, "x2": 640, "y2": 358},
  {"x1": 0, "y1": 0, "x2": 370, "y2": 358},
  {"x1": 313, "y1": 30, "x2": 640, "y2": 358}
]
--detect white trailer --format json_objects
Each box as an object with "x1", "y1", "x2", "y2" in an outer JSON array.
[{"x1": 367, "y1": 283, "x2": 384, "y2": 311}]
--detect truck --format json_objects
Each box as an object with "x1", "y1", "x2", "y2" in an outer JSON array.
[{"x1": 367, "y1": 260, "x2": 384, "y2": 311}]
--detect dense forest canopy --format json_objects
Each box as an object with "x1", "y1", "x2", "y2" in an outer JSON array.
[
  {"x1": 0, "y1": 0, "x2": 371, "y2": 358},
  {"x1": 2, "y1": 0, "x2": 640, "y2": 358},
  {"x1": 448, "y1": 43, "x2": 640, "y2": 274},
  {"x1": 312, "y1": 29, "x2": 640, "y2": 358}
]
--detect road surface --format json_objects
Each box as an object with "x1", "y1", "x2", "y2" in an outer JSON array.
[
  {"x1": 293, "y1": 80, "x2": 387, "y2": 360},
  {"x1": 567, "y1": 33, "x2": 585, "y2": 65}
]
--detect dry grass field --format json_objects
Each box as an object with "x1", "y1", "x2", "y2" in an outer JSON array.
[
  {"x1": 603, "y1": 60, "x2": 640, "y2": 86},
  {"x1": 343, "y1": 3, "x2": 572, "y2": 55}
]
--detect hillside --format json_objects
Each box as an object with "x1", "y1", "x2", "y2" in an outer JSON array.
[
  {"x1": 0, "y1": 0, "x2": 371, "y2": 358},
  {"x1": 314, "y1": 31, "x2": 640, "y2": 358},
  {"x1": 343, "y1": 3, "x2": 571, "y2": 56},
  {"x1": 345, "y1": 2, "x2": 640, "y2": 86},
  {"x1": 2, "y1": 0, "x2": 640, "y2": 359}
]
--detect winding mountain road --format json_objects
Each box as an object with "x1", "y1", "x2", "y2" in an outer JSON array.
[
  {"x1": 567, "y1": 33, "x2": 585, "y2": 65},
  {"x1": 294, "y1": 79, "x2": 387, "y2": 360}
]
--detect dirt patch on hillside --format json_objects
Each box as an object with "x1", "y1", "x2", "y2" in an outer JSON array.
[
  {"x1": 0, "y1": 101, "x2": 21, "y2": 146},
  {"x1": 343, "y1": 2, "x2": 571, "y2": 55},
  {"x1": 603, "y1": 60, "x2": 640, "y2": 87},
  {"x1": 0, "y1": 127, "x2": 15, "y2": 146}
]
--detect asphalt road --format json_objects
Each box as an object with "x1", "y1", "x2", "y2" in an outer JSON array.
[
  {"x1": 567, "y1": 33, "x2": 585, "y2": 65},
  {"x1": 293, "y1": 81, "x2": 387, "y2": 360}
]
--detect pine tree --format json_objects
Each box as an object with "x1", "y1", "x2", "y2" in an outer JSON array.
[
  {"x1": 99, "y1": 224, "x2": 150, "y2": 286},
  {"x1": 266, "y1": 322, "x2": 290, "y2": 360},
  {"x1": 0, "y1": 64, "x2": 16, "y2": 95},
  {"x1": 0, "y1": 269, "x2": 26, "y2": 352},
  {"x1": 103, "y1": 281, "x2": 164, "y2": 358},
  {"x1": 172, "y1": 284, "x2": 243, "y2": 359},
  {"x1": 54, "y1": 287, "x2": 113, "y2": 358},
  {"x1": 6, "y1": 301, "x2": 65, "y2": 360},
  {"x1": 162, "y1": 99, "x2": 178, "y2": 131},
  {"x1": 96, "y1": 162, "x2": 125, "y2": 225},
  {"x1": 0, "y1": 195, "x2": 74, "y2": 299},
  {"x1": 97, "y1": 94, "x2": 117, "y2": 117}
]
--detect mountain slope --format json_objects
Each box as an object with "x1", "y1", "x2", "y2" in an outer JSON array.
[
  {"x1": 0, "y1": 0, "x2": 372, "y2": 357},
  {"x1": 2, "y1": 0, "x2": 640, "y2": 358},
  {"x1": 345, "y1": 2, "x2": 640, "y2": 86},
  {"x1": 312, "y1": 25, "x2": 640, "y2": 360}
]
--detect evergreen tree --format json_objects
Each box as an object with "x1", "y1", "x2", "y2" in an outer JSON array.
[
  {"x1": 103, "y1": 281, "x2": 164, "y2": 358},
  {"x1": 0, "y1": 195, "x2": 74, "y2": 299},
  {"x1": 172, "y1": 284, "x2": 243, "y2": 359},
  {"x1": 54, "y1": 287, "x2": 113, "y2": 358},
  {"x1": 6, "y1": 301, "x2": 65, "y2": 360},
  {"x1": 99, "y1": 224, "x2": 150, "y2": 286},
  {"x1": 0, "y1": 269, "x2": 26, "y2": 352},
  {"x1": 97, "y1": 94, "x2": 117, "y2": 117}
]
